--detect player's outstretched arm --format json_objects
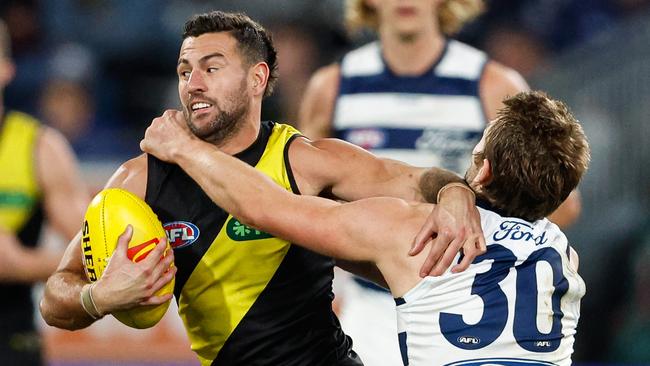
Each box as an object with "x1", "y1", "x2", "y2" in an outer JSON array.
[
  {"x1": 288, "y1": 135, "x2": 485, "y2": 276},
  {"x1": 40, "y1": 156, "x2": 175, "y2": 330},
  {"x1": 141, "y1": 112, "x2": 418, "y2": 264}
]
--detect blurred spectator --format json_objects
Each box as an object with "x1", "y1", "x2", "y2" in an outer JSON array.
[
  {"x1": 481, "y1": 24, "x2": 549, "y2": 78},
  {"x1": 38, "y1": 77, "x2": 140, "y2": 160},
  {"x1": 267, "y1": 22, "x2": 321, "y2": 123},
  {"x1": 39, "y1": 78, "x2": 93, "y2": 143},
  {"x1": 1, "y1": 0, "x2": 48, "y2": 114},
  {"x1": 0, "y1": 19, "x2": 89, "y2": 366}
]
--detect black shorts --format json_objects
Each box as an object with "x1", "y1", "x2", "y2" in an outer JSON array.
[{"x1": 0, "y1": 329, "x2": 43, "y2": 366}]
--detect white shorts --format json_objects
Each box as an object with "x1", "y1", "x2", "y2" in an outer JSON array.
[{"x1": 337, "y1": 274, "x2": 403, "y2": 366}]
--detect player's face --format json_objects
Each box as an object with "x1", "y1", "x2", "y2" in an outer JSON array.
[
  {"x1": 177, "y1": 32, "x2": 250, "y2": 144},
  {"x1": 370, "y1": 0, "x2": 440, "y2": 38}
]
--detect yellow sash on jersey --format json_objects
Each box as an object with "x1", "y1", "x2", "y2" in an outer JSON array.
[
  {"x1": 0, "y1": 111, "x2": 41, "y2": 233},
  {"x1": 177, "y1": 123, "x2": 301, "y2": 365}
]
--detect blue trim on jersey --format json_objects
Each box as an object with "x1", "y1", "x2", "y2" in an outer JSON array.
[
  {"x1": 338, "y1": 40, "x2": 479, "y2": 97},
  {"x1": 398, "y1": 331, "x2": 409, "y2": 366},
  {"x1": 352, "y1": 276, "x2": 390, "y2": 293},
  {"x1": 335, "y1": 127, "x2": 484, "y2": 150},
  {"x1": 476, "y1": 198, "x2": 510, "y2": 219},
  {"x1": 339, "y1": 74, "x2": 480, "y2": 97},
  {"x1": 444, "y1": 357, "x2": 558, "y2": 366},
  {"x1": 395, "y1": 297, "x2": 406, "y2": 306}
]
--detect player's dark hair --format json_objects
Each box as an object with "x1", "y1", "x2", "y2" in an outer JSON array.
[
  {"x1": 476, "y1": 91, "x2": 590, "y2": 221},
  {"x1": 183, "y1": 11, "x2": 278, "y2": 97}
]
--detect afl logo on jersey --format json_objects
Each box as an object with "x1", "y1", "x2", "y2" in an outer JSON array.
[
  {"x1": 457, "y1": 336, "x2": 481, "y2": 345},
  {"x1": 164, "y1": 221, "x2": 199, "y2": 249}
]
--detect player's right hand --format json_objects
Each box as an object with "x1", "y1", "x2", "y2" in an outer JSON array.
[
  {"x1": 409, "y1": 186, "x2": 486, "y2": 277},
  {"x1": 92, "y1": 225, "x2": 176, "y2": 314},
  {"x1": 141, "y1": 109, "x2": 194, "y2": 162}
]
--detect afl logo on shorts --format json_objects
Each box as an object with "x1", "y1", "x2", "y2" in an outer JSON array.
[{"x1": 164, "y1": 221, "x2": 200, "y2": 249}]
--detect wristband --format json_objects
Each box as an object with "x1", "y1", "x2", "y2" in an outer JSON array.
[
  {"x1": 436, "y1": 182, "x2": 476, "y2": 203},
  {"x1": 80, "y1": 283, "x2": 104, "y2": 319}
]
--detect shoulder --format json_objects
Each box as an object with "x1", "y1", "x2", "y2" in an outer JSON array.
[
  {"x1": 35, "y1": 126, "x2": 80, "y2": 184},
  {"x1": 339, "y1": 41, "x2": 382, "y2": 75},
  {"x1": 104, "y1": 154, "x2": 148, "y2": 199},
  {"x1": 298, "y1": 63, "x2": 342, "y2": 139},
  {"x1": 305, "y1": 63, "x2": 340, "y2": 98},
  {"x1": 37, "y1": 125, "x2": 73, "y2": 156},
  {"x1": 479, "y1": 60, "x2": 530, "y2": 120},
  {"x1": 481, "y1": 61, "x2": 529, "y2": 94},
  {"x1": 286, "y1": 135, "x2": 383, "y2": 196},
  {"x1": 284, "y1": 136, "x2": 338, "y2": 195},
  {"x1": 433, "y1": 40, "x2": 486, "y2": 80},
  {"x1": 288, "y1": 136, "x2": 368, "y2": 169}
]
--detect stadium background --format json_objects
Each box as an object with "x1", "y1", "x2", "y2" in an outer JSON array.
[{"x1": 1, "y1": 0, "x2": 648, "y2": 365}]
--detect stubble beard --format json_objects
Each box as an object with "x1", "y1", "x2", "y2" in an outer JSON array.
[{"x1": 184, "y1": 78, "x2": 249, "y2": 146}]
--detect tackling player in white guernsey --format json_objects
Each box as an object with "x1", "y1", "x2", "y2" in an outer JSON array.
[
  {"x1": 397, "y1": 205, "x2": 584, "y2": 365},
  {"x1": 141, "y1": 91, "x2": 590, "y2": 366}
]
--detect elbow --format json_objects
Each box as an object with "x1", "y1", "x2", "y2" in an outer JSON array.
[
  {"x1": 40, "y1": 301, "x2": 88, "y2": 330},
  {"x1": 40, "y1": 277, "x2": 92, "y2": 331},
  {"x1": 39, "y1": 298, "x2": 71, "y2": 329}
]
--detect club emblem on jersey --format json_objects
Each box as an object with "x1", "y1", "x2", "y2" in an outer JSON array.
[
  {"x1": 226, "y1": 217, "x2": 273, "y2": 241},
  {"x1": 164, "y1": 221, "x2": 200, "y2": 249}
]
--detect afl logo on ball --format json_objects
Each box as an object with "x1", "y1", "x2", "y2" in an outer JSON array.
[{"x1": 164, "y1": 221, "x2": 200, "y2": 249}]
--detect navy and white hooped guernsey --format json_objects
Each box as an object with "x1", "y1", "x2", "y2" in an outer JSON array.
[
  {"x1": 395, "y1": 205, "x2": 585, "y2": 366},
  {"x1": 334, "y1": 39, "x2": 488, "y2": 173}
]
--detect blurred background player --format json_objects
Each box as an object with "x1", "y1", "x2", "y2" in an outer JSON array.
[
  {"x1": 0, "y1": 20, "x2": 89, "y2": 366},
  {"x1": 298, "y1": 1, "x2": 581, "y2": 364}
]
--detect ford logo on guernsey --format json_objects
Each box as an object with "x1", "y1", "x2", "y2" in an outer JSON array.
[{"x1": 164, "y1": 221, "x2": 200, "y2": 249}]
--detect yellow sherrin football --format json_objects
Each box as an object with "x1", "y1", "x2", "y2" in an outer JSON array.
[{"x1": 81, "y1": 188, "x2": 174, "y2": 329}]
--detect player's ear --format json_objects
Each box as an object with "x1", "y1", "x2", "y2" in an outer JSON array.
[
  {"x1": 475, "y1": 158, "x2": 493, "y2": 185},
  {"x1": 250, "y1": 62, "x2": 269, "y2": 97}
]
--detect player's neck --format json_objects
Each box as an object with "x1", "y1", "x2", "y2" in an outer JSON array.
[
  {"x1": 213, "y1": 111, "x2": 262, "y2": 156},
  {"x1": 379, "y1": 29, "x2": 445, "y2": 75}
]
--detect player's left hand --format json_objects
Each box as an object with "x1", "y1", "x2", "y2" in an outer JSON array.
[
  {"x1": 140, "y1": 109, "x2": 195, "y2": 162},
  {"x1": 409, "y1": 186, "x2": 485, "y2": 277}
]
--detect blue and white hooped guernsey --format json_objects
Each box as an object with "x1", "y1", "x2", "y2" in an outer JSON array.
[
  {"x1": 334, "y1": 39, "x2": 488, "y2": 173},
  {"x1": 395, "y1": 205, "x2": 585, "y2": 366}
]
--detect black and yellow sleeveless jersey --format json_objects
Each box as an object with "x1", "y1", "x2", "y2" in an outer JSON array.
[
  {"x1": 0, "y1": 111, "x2": 45, "y2": 330},
  {"x1": 146, "y1": 121, "x2": 360, "y2": 366}
]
